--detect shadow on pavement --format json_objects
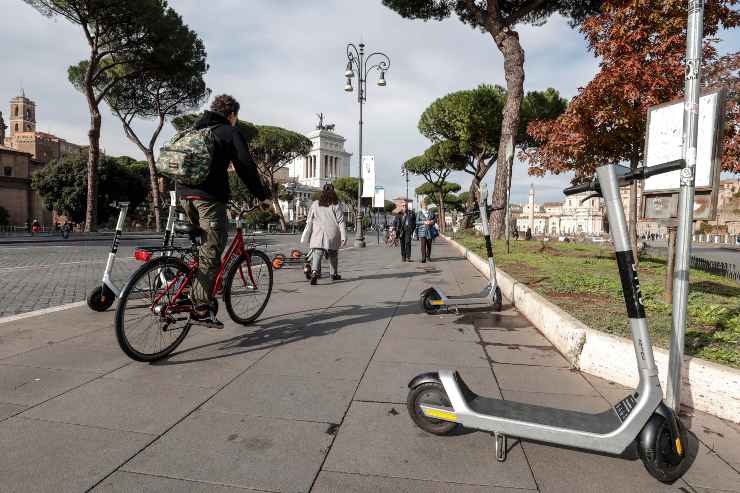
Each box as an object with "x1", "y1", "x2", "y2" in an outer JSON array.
[{"x1": 157, "y1": 301, "x2": 418, "y2": 366}]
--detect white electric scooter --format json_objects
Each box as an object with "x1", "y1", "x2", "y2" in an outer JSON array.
[
  {"x1": 419, "y1": 182, "x2": 503, "y2": 314},
  {"x1": 86, "y1": 191, "x2": 179, "y2": 311},
  {"x1": 407, "y1": 160, "x2": 693, "y2": 483}
]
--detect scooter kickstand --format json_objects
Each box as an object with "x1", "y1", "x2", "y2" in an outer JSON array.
[{"x1": 494, "y1": 433, "x2": 507, "y2": 462}]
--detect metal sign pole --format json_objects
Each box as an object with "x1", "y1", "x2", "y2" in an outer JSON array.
[{"x1": 666, "y1": 0, "x2": 704, "y2": 412}]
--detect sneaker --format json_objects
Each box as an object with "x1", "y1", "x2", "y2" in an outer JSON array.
[
  {"x1": 331, "y1": 274, "x2": 342, "y2": 281},
  {"x1": 421, "y1": 259, "x2": 426, "y2": 263},
  {"x1": 189, "y1": 308, "x2": 224, "y2": 329},
  {"x1": 310, "y1": 271, "x2": 319, "y2": 285}
]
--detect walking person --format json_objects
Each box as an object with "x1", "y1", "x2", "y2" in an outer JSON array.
[
  {"x1": 178, "y1": 94, "x2": 270, "y2": 328},
  {"x1": 417, "y1": 204, "x2": 437, "y2": 263},
  {"x1": 301, "y1": 183, "x2": 346, "y2": 285},
  {"x1": 393, "y1": 201, "x2": 416, "y2": 262}
]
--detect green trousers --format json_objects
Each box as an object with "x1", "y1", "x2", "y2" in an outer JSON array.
[{"x1": 181, "y1": 199, "x2": 227, "y2": 308}]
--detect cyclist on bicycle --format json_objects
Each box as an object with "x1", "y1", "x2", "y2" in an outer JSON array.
[{"x1": 179, "y1": 94, "x2": 270, "y2": 328}]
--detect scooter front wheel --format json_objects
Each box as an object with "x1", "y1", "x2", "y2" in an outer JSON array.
[
  {"x1": 87, "y1": 285, "x2": 116, "y2": 312},
  {"x1": 407, "y1": 382, "x2": 459, "y2": 436},
  {"x1": 420, "y1": 288, "x2": 442, "y2": 314},
  {"x1": 638, "y1": 415, "x2": 691, "y2": 483}
]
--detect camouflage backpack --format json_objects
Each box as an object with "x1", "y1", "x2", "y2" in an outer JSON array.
[{"x1": 156, "y1": 125, "x2": 219, "y2": 186}]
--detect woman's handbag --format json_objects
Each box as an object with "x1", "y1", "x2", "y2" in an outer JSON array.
[{"x1": 431, "y1": 224, "x2": 439, "y2": 239}]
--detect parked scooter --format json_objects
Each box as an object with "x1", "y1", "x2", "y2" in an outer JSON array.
[
  {"x1": 407, "y1": 160, "x2": 692, "y2": 483},
  {"x1": 86, "y1": 191, "x2": 179, "y2": 312}
]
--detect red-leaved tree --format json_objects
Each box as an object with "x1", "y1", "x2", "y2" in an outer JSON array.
[{"x1": 521, "y1": 0, "x2": 739, "y2": 260}]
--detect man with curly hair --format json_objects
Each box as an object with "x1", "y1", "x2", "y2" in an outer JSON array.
[{"x1": 179, "y1": 94, "x2": 270, "y2": 328}]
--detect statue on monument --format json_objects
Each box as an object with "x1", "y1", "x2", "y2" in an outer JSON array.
[{"x1": 315, "y1": 113, "x2": 335, "y2": 131}]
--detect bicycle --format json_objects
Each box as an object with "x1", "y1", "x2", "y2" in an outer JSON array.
[{"x1": 114, "y1": 204, "x2": 273, "y2": 362}]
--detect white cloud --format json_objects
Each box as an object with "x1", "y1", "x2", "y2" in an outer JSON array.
[{"x1": 3, "y1": 0, "x2": 732, "y2": 205}]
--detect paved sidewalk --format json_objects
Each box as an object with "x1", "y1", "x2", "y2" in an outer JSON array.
[{"x1": 0, "y1": 241, "x2": 738, "y2": 492}]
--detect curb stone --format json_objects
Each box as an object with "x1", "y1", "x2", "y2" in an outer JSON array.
[{"x1": 442, "y1": 234, "x2": 740, "y2": 424}]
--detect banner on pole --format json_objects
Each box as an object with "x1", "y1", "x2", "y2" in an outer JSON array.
[
  {"x1": 362, "y1": 155, "x2": 375, "y2": 198},
  {"x1": 373, "y1": 186, "x2": 385, "y2": 208}
]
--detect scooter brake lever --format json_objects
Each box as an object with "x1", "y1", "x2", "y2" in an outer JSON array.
[{"x1": 579, "y1": 193, "x2": 601, "y2": 205}]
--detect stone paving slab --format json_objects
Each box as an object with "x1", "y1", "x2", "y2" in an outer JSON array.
[
  {"x1": 92, "y1": 471, "x2": 256, "y2": 492},
  {"x1": 21, "y1": 377, "x2": 212, "y2": 434},
  {"x1": 0, "y1": 364, "x2": 102, "y2": 406},
  {"x1": 323, "y1": 401, "x2": 538, "y2": 490},
  {"x1": 0, "y1": 417, "x2": 154, "y2": 493},
  {"x1": 204, "y1": 371, "x2": 357, "y2": 423},
  {"x1": 0, "y1": 240, "x2": 739, "y2": 492},
  {"x1": 312, "y1": 471, "x2": 531, "y2": 492},
  {"x1": 123, "y1": 410, "x2": 334, "y2": 493},
  {"x1": 356, "y1": 361, "x2": 501, "y2": 404}
]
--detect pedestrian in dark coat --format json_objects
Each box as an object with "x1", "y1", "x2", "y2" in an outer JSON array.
[{"x1": 393, "y1": 202, "x2": 416, "y2": 262}]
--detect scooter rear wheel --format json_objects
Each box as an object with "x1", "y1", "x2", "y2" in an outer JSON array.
[
  {"x1": 407, "y1": 382, "x2": 459, "y2": 435},
  {"x1": 493, "y1": 286, "x2": 503, "y2": 312},
  {"x1": 420, "y1": 288, "x2": 442, "y2": 314},
  {"x1": 638, "y1": 415, "x2": 691, "y2": 483},
  {"x1": 87, "y1": 285, "x2": 116, "y2": 312}
]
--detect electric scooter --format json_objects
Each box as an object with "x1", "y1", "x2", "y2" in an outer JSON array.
[
  {"x1": 407, "y1": 160, "x2": 692, "y2": 483},
  {"x1": 420, "y1": 182, "x2": 502, "y2": 314},
  {"x1": 86, "y1": 191, "x2": 179, "y2": 311}
]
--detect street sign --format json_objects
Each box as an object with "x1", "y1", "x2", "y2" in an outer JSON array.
[
  {"x1": 362, "y1": 155, "x2": 375, "y2": 198},
  {"x1": 373, "y1": 185, "x2": 385, "y2": 208},
  {"x1": 641, "y1": 88, "x2": 726, "y2": 220}
]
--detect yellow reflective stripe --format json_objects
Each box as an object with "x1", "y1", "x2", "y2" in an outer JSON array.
[
  {"x1": 430, "y1": 300, "x2": 445, "y2": 305},
  {"x1": 675, "y1": 438, "x2": 683, "y2": 455},
  {"x1": 422, "y1": 407, "x2": 457, "y2": 422}
]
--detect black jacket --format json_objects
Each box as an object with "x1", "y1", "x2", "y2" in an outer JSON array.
[
  {"x1": 179, "y1": 111, "x2": 268, "y2": 202},
  {"x1": 393, "y1": 210, "x2": 417, "y2": 235}
]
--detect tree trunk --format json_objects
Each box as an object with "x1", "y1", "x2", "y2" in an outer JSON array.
[
  {"x1": 145, "y1": 151, "x2": 162, "y2": 233},
  {"x1": 488, "y1": 28, "x2": 525, "y2": 240},
  {"x1": 629, "y1": 157, "x2": 640, "y2": 265},
  {"x1": 270, "y1": 179, "x2": 286, "y2": 231},
  {"x1": 437, "y1": 191, "x2": 445, "y2": 233},
  {"x1": 85, "y1": 108, "x2": 101, "y2": 232}
]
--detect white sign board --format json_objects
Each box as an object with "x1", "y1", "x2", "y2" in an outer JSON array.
[
  {"x1": 373, "y1": 186, "x2": 385, "y2": 208},
  {"x1": 361, "y1": 155, "x2": 375, "y2": 198},
  {"x1": 644, "y1": 91, "x2": 722, "y2": 192}
]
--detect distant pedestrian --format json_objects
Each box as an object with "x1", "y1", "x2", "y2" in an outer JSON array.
[
  {"x1": 301, "y1": 183, "x2": 346, "y2": 285},
  {"x1": 417, "y1": 204, "x2": 437, "y2": 263},
  {"x1": 512, "y1": 227, "x2": 519, "y2": 241},
  {"x1": 393, "y1": 201, "x2": 416, "y2": 262},
  {"x1": 525, "y1": 227, "x2": 532, "y2": 241}
]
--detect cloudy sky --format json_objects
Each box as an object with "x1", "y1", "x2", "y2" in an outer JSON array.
[{"x1": 1, "y1": 1, "x2": 737, "y2": 205}]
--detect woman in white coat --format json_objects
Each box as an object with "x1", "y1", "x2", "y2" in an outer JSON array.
[{"x1": 301, "y1": 183, "x2": 346, "y2": 285}]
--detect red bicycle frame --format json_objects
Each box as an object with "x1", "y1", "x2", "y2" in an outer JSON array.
[{"x1": 151, "y1": 219, "x2": 258, "y2": 316}]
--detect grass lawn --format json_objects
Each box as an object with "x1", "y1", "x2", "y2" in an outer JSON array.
[{"x1": 451, "y1": 232, "x2": 740, "y2": 369}]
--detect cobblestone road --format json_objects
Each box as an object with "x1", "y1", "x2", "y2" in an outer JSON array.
[{"x1": 0, "y1": 236, "x2": 301, "y2": 317}]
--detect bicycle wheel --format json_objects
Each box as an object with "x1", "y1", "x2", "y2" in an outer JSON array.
[
  {"x1": 223, "y1": 249, "x2": 273, "y2": 325},
  {"x1": 115, "y1": 256, "x2": 192, "y2": 362}
]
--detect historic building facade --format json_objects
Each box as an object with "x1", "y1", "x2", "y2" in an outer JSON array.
[
  {"x1": 279, "y1": 117, "x2": 352, "y2": 220},
  {"x1": 514, "y1": 184, "x2": 605, "y2": 236},
  {"x1": 0, "y1": 91, "x2": 85, "y2": 226}
]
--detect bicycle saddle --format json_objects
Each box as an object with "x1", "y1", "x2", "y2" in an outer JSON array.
[{"x1": 174, "y1": 222, "x2": 203, "y2": 238}]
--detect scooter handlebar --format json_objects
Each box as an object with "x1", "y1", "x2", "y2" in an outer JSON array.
[{"x1": 563, "y1": 182, "x2": 595, "y2": 196}]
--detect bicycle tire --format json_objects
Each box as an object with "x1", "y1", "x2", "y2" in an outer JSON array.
[
  {"x1": 223, "y1": 249, "x2": 273, "y2": 325},
  {"x1": 115, "y1": 256, "x2": 192, "y2": 362}
]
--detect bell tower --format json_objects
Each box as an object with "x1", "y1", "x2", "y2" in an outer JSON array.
[
  {"x1": 0, "y1": 111, "x2": 6, "y2": 145},
  {"x1": 9, "y1": 90, "x2": 36, "y2": 138}
]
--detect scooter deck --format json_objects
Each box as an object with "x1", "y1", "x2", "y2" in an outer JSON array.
[{"x1": 468, "y1": 395, "x2": 623, "y2": 434}]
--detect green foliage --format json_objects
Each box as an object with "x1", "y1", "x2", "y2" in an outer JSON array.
[
  {"x1": 332, "y1": 177, "x2": 360, "y2": 211},
  {"x1": 32, "y1": 154, "x2": 148, "y2": 225},
  {"x1": 244, "y1": 210, "x2": 279, "y2": 229},
  {"x1": 384, "y1": 200, "x2": 396, "y2": 213},
  {"x1": 381, "y1": 0, "x2": 603, "y2": 30},
  {"x1": 453, "y1": 232, "x2": 740, "y2": 368},
  {"x1": 0, "y1": 206, "x2": 9, "y2": 226},
  {"x1": 249, "y1": 126, "x2": 312, "y2": 178},
  {"x1": 518, "y1": 88, "x2": 569, "y2": 149}
]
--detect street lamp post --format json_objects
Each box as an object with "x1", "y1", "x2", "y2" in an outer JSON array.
[{"x1": 344, "y1": 42, "x2": 390, "y2": 248}]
